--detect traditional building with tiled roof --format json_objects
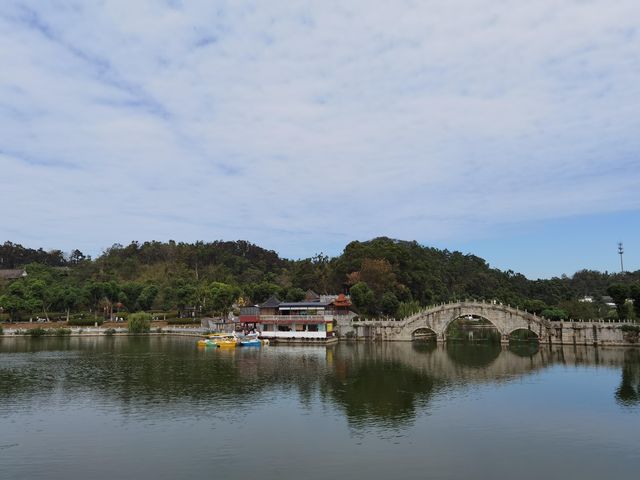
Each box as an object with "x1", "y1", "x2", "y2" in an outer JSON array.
[{"x1": 239, "y1": 292, "x2": 355, "y2": 342}]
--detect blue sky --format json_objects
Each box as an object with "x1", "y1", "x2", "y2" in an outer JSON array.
[{"x1": 1, "y1": 1, "x2": 639, "y2": 279}]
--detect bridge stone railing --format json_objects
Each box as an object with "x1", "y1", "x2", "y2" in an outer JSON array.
[{"x1": 336, "y1": 300, "x2": 637, "y2": 346}]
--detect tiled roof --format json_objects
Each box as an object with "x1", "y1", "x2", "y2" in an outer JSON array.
[
  {"x1": 278, "y1": 301, "x2": 331, "y2": 308},
  {"x1": 332, "y1": 293, "x2": 352, "y2": 307},
  {"x1": 304, "y1": 289, "x2": 320, "y2": 301},
  {"x1": 0, "y1": 269, "x2": 27, "y2": 280},
  {"x1": 259, "y1": 295, "x2": 282, "y2": 308}
]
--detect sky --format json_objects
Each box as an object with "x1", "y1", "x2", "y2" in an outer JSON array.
[{"x1": 1, "y1": 0, "x2": 639, "y2": 279}]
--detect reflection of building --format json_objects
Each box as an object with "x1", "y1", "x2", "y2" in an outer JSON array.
[{"x1": 239, "y1": 291, "x2": 354, "y2": 342}]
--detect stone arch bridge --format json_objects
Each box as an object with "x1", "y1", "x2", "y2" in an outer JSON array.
[
  {"x1": 337, "y1": 300, "x2": 636, "y2": 345},
  {"x1": 342, "y1": 300, "x2": 553, "y2": 343}
]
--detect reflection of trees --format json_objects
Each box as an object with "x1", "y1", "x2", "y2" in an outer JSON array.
[
  {"x1": 445, "y1": 343, "x2": 501, "y2": 368},
  {"x1": 0, "y1": 338, "x2": 270, "y2": 416},
  {"x1": 411, "y1": 342, "x2": 437, "y2": 354},
  {"x1": 321, "y1": 356, "x2": 438, "y2": 428},
  {"x1": 3, "y1": 337, "x2": 639, "y2": 427},
  {"x1": 0, "y1": 338, "x2": 342, "y2": 420},
  {"x1": 615, "y1": 349, "x2": 640, "y2": 407},
  {"x1": 508, "y1": 342, "x2": 540, "y2": 358}
]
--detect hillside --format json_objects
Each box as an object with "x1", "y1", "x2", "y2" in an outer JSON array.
[{"x1": 1, "y1": 238, "x2": 639, "y2": 321}]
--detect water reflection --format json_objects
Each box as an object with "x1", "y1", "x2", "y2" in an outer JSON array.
[
  {"x1": 445, "y1": 342, "x2": 501, "y2": 367},
  {"x1": 2, "y1": 337, "x2": 639, "y2": 480},
  {"x1": 508, "y1": 342, "x2": 540, "y2": 358},
  {"x1": 322, "y1": 345, "x2": 439, "y2": 428},
  {"x1": 615, "y1": 349, "x2": 640, "y2": 407},
  {"x1": 1, "y1": 337, "x2": 639, "y2": 425}
]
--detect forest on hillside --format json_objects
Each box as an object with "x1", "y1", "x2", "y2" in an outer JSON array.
[{"x1": 1, "y1": 238, "x2": 639, "y2": 322}]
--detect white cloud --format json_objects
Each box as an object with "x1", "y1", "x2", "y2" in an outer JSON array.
[{"x1": 1, "y1": 0, "x2": 639, "y2": 260}]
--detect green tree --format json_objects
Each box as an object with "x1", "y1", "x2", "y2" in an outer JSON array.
[
  {"x1": 380, "y1": 292, "x2": 400, "y2": 317},
  {"x1": 68, "y1": 249, "x2": 86, "y2": 264},
  {"x1": 26, "y1": 279, "x2": 60, "y2": 320},
  {"x1": 285, "y1": 287, "x2": 306, "y2": 302},
  {"x1": 174, "y1": 282, "x2": 196, "y2": 313},
  {"x1": 83, "y1": 281, "x2": 104, "y2": 319},
  {"x1": 246, "y1": 282, "x2": 282, "y2": 304},
  {"x1": 101, "y1": 280, "x2": 121, "y2": 320},
  {"x1": 127, "y1": 312, "x2": 151, "y2": 333},
  {"x1": 558, "y1": 299, "x2": 599, "y2": 320},
  {"x1": 350, "y1": 282, "x2": 375, "y2": 316},
  {"x1": 60, "y1": 286, "x2": 84, "y2": 322},
  {"x1": 138, "y1": 284, "x2": 159, "y2": 311},
  {"x1": 120, "y1": 282, "x2": 144, "y2": 311},
  {"x1": 629, "y1": 283, "x2": 640, "y2": 320},
  {"x1": 0, "y1": 292, "x2": 25, "y2": 321},
  {"x1": 207, "y1": 282, "x2": 240, "y2": 317},
  {"x1": 541, "y1": 308, "x2": 568, "y2": 321},
  {"x1": 524, "y1": 299, "x2": 548, "y2": 315},
  {"x1": 607, "y1": 284, "x2": 629, "y2": 319}
]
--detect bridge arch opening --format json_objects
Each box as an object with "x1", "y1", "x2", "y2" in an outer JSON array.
[
  {"x1": 508, "y1": 328, "x2": 539, "y2": 343},
  {"x1": 445, "y1": 314, "x2": 501, "y2": 344},
  {"x1": 411, "y1": 327, "x2": 437, "y2": 343}
]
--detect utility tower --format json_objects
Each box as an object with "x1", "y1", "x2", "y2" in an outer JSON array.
[{"x1": 618, "y1": 242, "x2": 624, "y2": 273}]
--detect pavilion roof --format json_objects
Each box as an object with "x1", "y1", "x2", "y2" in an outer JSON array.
[
  {"x1": 259, "y1": 295, "x2": 282, "y2": 308},
  {"x1": 331, "y1": 293, "x2": 352, "y2": 307}
]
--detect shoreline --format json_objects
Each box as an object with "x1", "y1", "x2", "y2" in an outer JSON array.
[{"x1": 1, "y1": 328, "x2": 639, "y2": 347}]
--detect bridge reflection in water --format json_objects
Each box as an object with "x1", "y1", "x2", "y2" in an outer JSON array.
[{"x1": 323, "y1": 342, "x2": 640, "y2": 428}]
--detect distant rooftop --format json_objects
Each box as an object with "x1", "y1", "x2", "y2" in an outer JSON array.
[
  {"x1": 278, "y1": 301, "x2": 332, "y2": 308},
  {"x1": 0, "y1": 269, "x2": 27, "y2": 280},
  {"x1": 259, "y1": 295, "x2": 282, "y2": 308}
]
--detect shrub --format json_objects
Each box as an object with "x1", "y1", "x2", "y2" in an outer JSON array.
[
  {"x1": 53, "y1": 328, "x2": 71, "y2": 336},
  {"x1": 128, "y1": 312, "x2": 151, "y2": 333},
  {"x1": 68, "y1": 318, "x2": 103, "y2": 326},
  {"x1": 541, "y1": 308, "x2": 568, "y2": 321},
  {"x1": 167, "y1": 318, "x2": 200, "y2": 325},
  {"x1": 26, "y1": 327, "x2": 47, "y2": 337},
  {"x1": 104, "y1": 328, "x2": 116, "y2": 336},
  {"x1": 621, "y1": 325, "x2": 640, "y2": 333},
  {"x1": 397, "y1": 301, "x2": 422, "y2": 320},
  {"x1": 0, "y1": 324, "x2": 3, "y2": 335},
  {"x1": 621, "y1": 324, "x2": 639, "y2": 343}
]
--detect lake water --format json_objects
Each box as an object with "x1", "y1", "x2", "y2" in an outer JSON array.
[{"x1": 1, "y1": 337, "x2": 639, "y2": 479}]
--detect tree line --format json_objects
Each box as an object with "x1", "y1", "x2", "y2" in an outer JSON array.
[{"x1": 1, "y1": 238, "x2": 639, "y2": 322}]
